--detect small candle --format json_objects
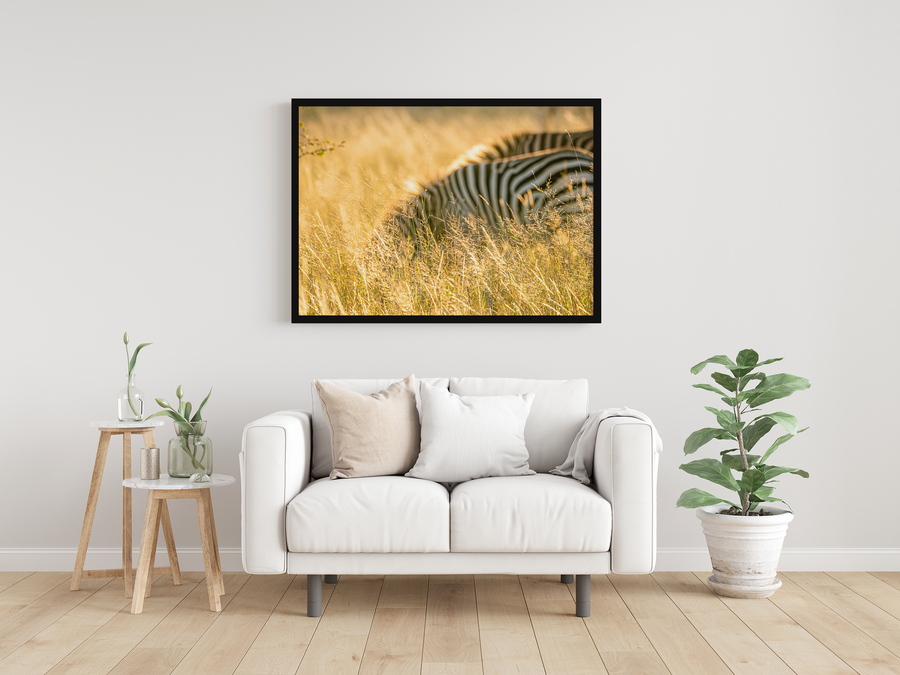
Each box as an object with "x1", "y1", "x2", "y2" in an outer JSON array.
[{"x1": 140, "y1": 446, "x2": 160, "y2": 480}]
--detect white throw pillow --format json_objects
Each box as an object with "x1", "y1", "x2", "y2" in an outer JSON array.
[{"x1": 407, "y1": 381, "x2": 535, "y2": 483}]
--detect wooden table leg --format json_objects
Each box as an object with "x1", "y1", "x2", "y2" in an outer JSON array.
[
  {"x1": 122, "y1": 431, "x2": 133, "y2": 598},
  {"x1": 131, "y1": 492, "x2": 161, "y2": 614},
  {"x1": 72, "y1": 431, "x2": 111, "y2": 591},
  {"x1": 159, "y1": 501, "x2": 182, "y2": 585},
  {"x1": 195, "y1": 490, "x2": 222, "y2": 612},
  {"x1": 203, "y1": 489, "x2": 225, "y2": 596}
]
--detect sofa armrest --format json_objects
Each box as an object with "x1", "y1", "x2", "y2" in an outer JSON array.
[
  {"x1": 592, "y1": 417, "x2": 659, "y2": 574},
  {"x1": 240, "y1": 410, "x2": 312, "y2": 574}
]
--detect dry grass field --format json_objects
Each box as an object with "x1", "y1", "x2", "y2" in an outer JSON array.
[{"x1": 294, "y1": 106, "x2": 594, "y2": 317}]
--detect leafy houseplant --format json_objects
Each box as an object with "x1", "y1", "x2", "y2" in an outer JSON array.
[
  {"x1": 147, "y1": 385, "x2": 213, "y2": 477},
  {"x1": 677, "y1": 349, "x2": 810, "y2": 516},
  {"x1": 117, "y1": 332, "x2": 151, "y2": 421}
]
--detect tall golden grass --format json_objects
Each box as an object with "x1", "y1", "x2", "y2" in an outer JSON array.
[{"x1": 296, "y1": 106, "x2": 594, "y2": 316}]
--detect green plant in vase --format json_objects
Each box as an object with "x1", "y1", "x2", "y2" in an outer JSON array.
[
  {"x1": 117, "y1": 332, "x2": 151, "y2": 421},
  {"x1": 147, "y1": 385, "x2": 213, "y2": 477}
]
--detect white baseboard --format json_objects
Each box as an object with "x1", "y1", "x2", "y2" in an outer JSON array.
[
  {"x1": 2, "y1": 548, "x2": 899, "y2": 573},
  {"x1": 0, "y1": 548, "x2": 245, "y2": 573},
  {"x1": 656, "y1": 548, "x2": 900, "y2": 572}
]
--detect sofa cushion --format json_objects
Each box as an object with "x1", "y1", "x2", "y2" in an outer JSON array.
[
  {"x1": 450, "y1": 473, "x2": 611, "y2": 552},
  {"x1": 449, "y1": 378, "x2": 589, "y2": 473},
  {"x1": 310, "y1": 378, "x2": 450, "y2": 478},
  {"x1": 286, "y1": 476, "x2": 450, "y2": 553},
  {"x1": 406, "y1": 382, "x2": 535, "y2": 483},
  {"x1": 316, "y1": 375, "x2": 420, "y2": 479}
]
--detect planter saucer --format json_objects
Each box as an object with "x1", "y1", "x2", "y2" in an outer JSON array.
[{"x1": 707, "y1": 575, "x2": 782, "y2": 599}]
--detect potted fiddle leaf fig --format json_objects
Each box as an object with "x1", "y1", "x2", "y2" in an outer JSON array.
[{"x1": 677, "y1": 349, "x2": 810, "y2": 598}]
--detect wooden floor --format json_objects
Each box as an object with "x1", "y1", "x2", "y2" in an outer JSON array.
[{"x1": 1, "y1": 571, "x2": 900, "y2": 675}]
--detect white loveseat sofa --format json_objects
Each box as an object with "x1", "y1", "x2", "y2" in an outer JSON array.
[{"x1": 240, "y1": 377, "x2": 659, "y2": 617}]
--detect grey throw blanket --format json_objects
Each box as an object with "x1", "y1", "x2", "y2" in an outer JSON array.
[{"x1": 550, "y1": 407, "x2": 663, "y2": 485}]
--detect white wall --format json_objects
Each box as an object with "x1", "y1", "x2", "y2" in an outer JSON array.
[{"x1": 1, "y1": 1, "x2": 897, "y2": 571}]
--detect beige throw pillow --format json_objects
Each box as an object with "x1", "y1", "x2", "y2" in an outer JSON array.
[{"x1": 316, "y1": 374, "x2": 420, "y2": 479}]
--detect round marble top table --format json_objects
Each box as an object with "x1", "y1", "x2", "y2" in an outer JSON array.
[{"x1": 123, "y1": 473, "x2": 235, "y2": 614}]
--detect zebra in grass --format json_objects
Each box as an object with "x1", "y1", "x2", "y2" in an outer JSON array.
[
  {"x1": 391, "y1": 147, "x2": 593, "y2": 242},
  {"x1": 447, "y1": 130, "x2": 593, "y2": 171}
]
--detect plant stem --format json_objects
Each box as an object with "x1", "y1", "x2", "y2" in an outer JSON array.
[{"x1": 734, "y1": 376, "x2": 750, "y2": 516}]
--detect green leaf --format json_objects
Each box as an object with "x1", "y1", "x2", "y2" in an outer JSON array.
[
  {"x1": 711, "y1": 372, "x2": 738, "y2": 392},
  {"x1": 145, "y1": 408, "x2": 190, "y2": 424},
  {"x1": 679, "y1": 458, "x2": 741, "y2": 493},
  {"x1": 721, "y1": 453, "x2": 761, "y2": 471},
  {"x1": 183, "y1": 402, "x2": 192, "y2": 422},
  {"x1": 752, "y1": 486, "x2": 775, "y2": 499},
  {"x1": 736, "y1": 349, "x2": 759, "y2": 370},
  {"x1": 676, "y1": 488, "x2": 739, "y2": 509},
  {"x1": 684, "y1": 428, "x2": 734, "y2": 455},
  {"x1": 705, "y1": 406, "x2": 742, "y2": 434},
  {"x1": 760, "y1": 412, "x2": 799, "y2": 435},
  {"x1": 732, "y1": 349, "x2": 759, "y2": 377},
  {"x1": 743, "y1": 373, "x2": 810, "y2": 408},
  {"x1": 759, "y1": 432, "x2": 796, "y2": 464},
  {"x1": 190, "y1": 388, "x2": 213, "y2": 422},
  {"x1": 756, "y1": 357, "x2": 784, "y2": 368},
  {"x1": 738, "y1": 468, "x2": 767, "y2": 495},
  {"x1": 738, "y1": 372, "x2": 765, "y2": 391},
  {"x1": 741, "y1": 417, "x2": 777, "y2": 451},
  {"x1": 693, "y1": 383, "x2": 728, "y2": 397},
  {"x1": 762, "y1": 465, "x2": 810, "y2": 480},
  {"x1": 128, "y1": 342, "x2": 152, "y2": 375},
  {"x1": 690, "y1": 355, "x2": 737, "y2": 375}
]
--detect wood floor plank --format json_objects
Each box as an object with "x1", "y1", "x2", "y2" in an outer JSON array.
[
  {"x1": 871, "y1": 572, "x2": 900, "y2": 593},
  {"x1": 108, "y1": 571, "x2": 250, "y2": 675},
  {"x1": 43, "y1": 574, "x2": 201, "y2": 675},
  {"x1": 0, "y1": 577, "x2": 112, "y2": 662},
  {"x1": 768, "y1": 574, "x2": 900, "y2": 674},
  {"x1": 376, "y1": 574, "x2": 428, "y2": 609},
  {"x1": 0, "y1": 576, "x2": 133, "y2": 675},
  {"x1": 691, "y1": 572, "x2": 855, "y2": 675},
  {"x1": 296, "y1": 575, "x2": 384, "y2": 675},
  {"x1": 654, "y1": 572, "x2": 793, "y2": 675},
  {"x1": 829, "y1": 572, "x2": 900, "y2": 622},
  {"x1": 0, "y1": 572, "x2": 34, "y2": 594},
  {"x1": 609, "y1": 573, "x2": 731, "y2": 675},
  {"x1": 169, "y1": 573, "x2": 294, "y2": 675},
  {"x1": 422, "y1": 577, "x2": 483, "y2": 675},
  {"x1": 475, "y1": 575, "x2": 544, "y2": 675},
  {"x1": 572, "y1": 574, "x2": 665, "y2": 667},
  {"x1": 359, "y1": 607, "x2": 427, "y2": 675},
  {"x1": 0, "y1": 572, "x2": 71, "y2": 606},
  {"x1": 235, "y1": 574, "x2": 335, "y2": 675},
  {"x1": 784, "y1": 572, "x2": 900, "y2": 658},
  {"x1": 520, "y1": 575, "x2": 608, "y2": 675}
]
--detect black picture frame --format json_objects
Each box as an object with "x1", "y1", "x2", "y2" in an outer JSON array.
[{"x1": 291, "y1": 99, "x2": 599, "y2": 323}]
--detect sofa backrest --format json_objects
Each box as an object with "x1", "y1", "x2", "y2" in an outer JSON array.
[{"x1": 310, "y1": 377, "x2": 589, "y2": 478}]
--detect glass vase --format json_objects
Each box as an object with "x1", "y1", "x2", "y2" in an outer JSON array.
[
  {"x1": 167, "y1": 420, "x2": 213, "y2": 478},
  {"x1": 117, "y1": 372, "x2": 145, "y2": 422}
]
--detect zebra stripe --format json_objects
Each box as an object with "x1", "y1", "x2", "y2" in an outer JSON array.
[
  {"x1": 393, "y1": 148, "x2": 593, "y2": 241},
  {"x1": 445, "y1": 130, "x2": 593, "y2": 172}
]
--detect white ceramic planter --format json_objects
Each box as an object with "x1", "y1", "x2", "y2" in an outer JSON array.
[{"x1": 697, "y1": 504, "x2": 793, "y2": 599}]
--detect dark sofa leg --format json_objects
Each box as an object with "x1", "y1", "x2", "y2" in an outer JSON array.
[
  {"x1": 325, "y1": 575, "x2": 338, "y2": 584},
  {"x1": 307, "y1": 574, "x2": 322, "y2": 617},
  {"x1": 575, "y1": 574, "x2": 590, "y2": 617},
  {"x1": 561, "y1": 574, "x2": 574, "y2": 584}
]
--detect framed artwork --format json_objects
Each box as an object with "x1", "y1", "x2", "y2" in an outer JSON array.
[{"x1": 291, "y1": 99, "x2": 598, "y2": 322}]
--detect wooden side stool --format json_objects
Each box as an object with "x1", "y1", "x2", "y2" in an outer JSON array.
[
  {"x1": 125, "y1": 473, "x2": 235, "y2": 614},
  {"x1": 72, "y1": 420, "x2": 179, "y2": 597}
]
